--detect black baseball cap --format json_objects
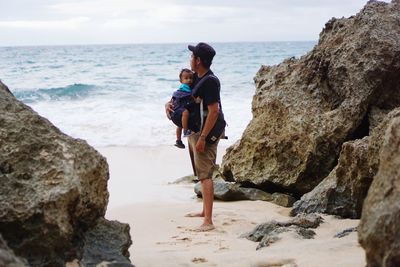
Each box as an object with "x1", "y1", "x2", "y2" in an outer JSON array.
[{"x1": 188, "y1": 42, "x2": 216, "y2": 65}]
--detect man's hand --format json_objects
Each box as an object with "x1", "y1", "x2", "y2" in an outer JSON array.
[
  {"x1": 165, "y1": 101, "x2": 173, "y2": 120},
  {"x1": 196, "y1": 137, "x2": 206, "y2": 153}
]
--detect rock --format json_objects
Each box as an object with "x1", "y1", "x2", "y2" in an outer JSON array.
[
  {"x1": 334, "y1": 227, "x2": 357, "y2": 238},
  {"x1": 221, "y1": 0, "x2": 400, "y2": 196},
  {"x1": 368, "y1": 108, "x2": 400, "y2": 175},
  {"x1": 194, "y1": 180, "x2": 273, "y2": 202},
  {"x1": 0, "y1": 80, "x2": 109, "y2": 266},
  {"x1": 358, "y1": 115, "x2": 400, "y2": 267},
  {"x1": 291, "y1": 137, "x2": 373, "y2": 218},
  {"x1": 271, "y1": 193, "x2": 296, "y2": 207},
  {"x1": 169, "y1": 175, "x2": 198, "y2": 184},
  {"x1": 291, "y1": 108, "x2": 400, "y2": 219},
  {"x1": 0, "y1": 235, "x2": 28, "y2": 267},
  {"x1": 241, "y1": 213, "x2": 323, "y2": 250},
  {"x1": 80, "y1": 218, "x2": 134, "y2": 267}
]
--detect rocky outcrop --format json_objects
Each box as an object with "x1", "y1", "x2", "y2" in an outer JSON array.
[
  {"x1": 358, "y1": 115, "x2": 400, "y2": 267},
  {"x1": 291, "y1": 108, "x2": 400, "y2": 218},
  {"x1": 0, "y1": 80, "x2": 132, "y2": 266},
  {"x1": 221, "y1": 0, "x2": 400, "y2": 196},
  {"x1": 291, "y1": 137, "x2": 372, "y2": 218}
]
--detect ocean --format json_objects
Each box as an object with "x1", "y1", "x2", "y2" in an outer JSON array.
[{"x1": 0, "y1": 42, "x2": 315, "y2": 148}]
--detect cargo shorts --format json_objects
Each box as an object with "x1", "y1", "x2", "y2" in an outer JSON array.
[{"x1": 188, "y1": 132, "x2": 219, "y2": 180}]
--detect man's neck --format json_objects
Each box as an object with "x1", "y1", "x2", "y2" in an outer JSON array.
[{"x1": 197, "y1": 67, "x2": 209, "y2": 78}]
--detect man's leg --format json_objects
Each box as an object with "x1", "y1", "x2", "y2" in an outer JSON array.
[{"x1": 200, "y1": 178, "x2": 214, "y2": 228}]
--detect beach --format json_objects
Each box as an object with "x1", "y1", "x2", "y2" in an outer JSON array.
[{"x1": 100, "y1": 146, "x2": 366, "y2": 267}]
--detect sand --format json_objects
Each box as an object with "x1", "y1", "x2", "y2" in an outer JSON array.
[{"x1": 98, "y1": 146, "x2": 366, "y2": 267}]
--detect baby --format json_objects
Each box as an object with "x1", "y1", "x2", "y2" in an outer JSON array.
[{"x1": 170, "y1": 68, "x2": 194, "y2": 149}]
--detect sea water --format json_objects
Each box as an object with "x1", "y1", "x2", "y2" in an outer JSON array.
[{"x1": 0, "y1": 42, "x2": 315, "y2": 148}]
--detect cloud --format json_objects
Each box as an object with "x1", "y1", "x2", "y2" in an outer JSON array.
[
  {"x1": 0, "y1": 0, "x2": 391, "y2": 46},
  {"x1": 0, "y1": 17, "x2": 90, "y2": 30}
]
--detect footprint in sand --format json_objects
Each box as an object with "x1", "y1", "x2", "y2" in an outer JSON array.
[
  {"x1": 192, "y1": 257, "x2": 207, "y2": 264},
  {"x1": 175, "y1": 237, "x2": 192, "y2": 242}
]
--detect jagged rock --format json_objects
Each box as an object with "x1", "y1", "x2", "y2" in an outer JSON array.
[
  {"x1": 291, "y1": 137, "x2": 372, "y2": 218},
  {"x1": 0, "y1": 235, "x2": 28, "y2": 267},
  {"x1": 368, "y1": 108, "x2": 400, "y2": 175},
  {"x1": 0, "y1": 80, "x2": 109, "y2": 266},
  {"x1": 81, "y1": 218, "x2": 134, "y2": 267},
  {"x1": 359, "y1": 115, "x2": 400, "y2": 267},
  {"x1": 242, "y1": 213, "x2": 323, "y2": 250},
  {"x1": 194, "y1": 181, "x2": 273, "y2": 202},
  {"x1": 291, "y1": 108, "x2": 400, "y2": 219},
  {"x1": 221, "y1": 0, "x2": 400, "y2": 196}
]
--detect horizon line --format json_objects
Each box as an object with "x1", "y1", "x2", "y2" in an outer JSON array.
[{"x1": 0, "y1": 40, "x2": 318, "y2": 48}]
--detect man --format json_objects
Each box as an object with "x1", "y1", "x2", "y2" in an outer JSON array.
[{"x1": 166, "y1": 42, "x2": 221, "y2": 231}]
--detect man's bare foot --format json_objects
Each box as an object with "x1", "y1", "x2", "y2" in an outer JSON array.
[
  {"x1": 192, "y1": 223, "x2": 215, "y2": 232},
  {"x1": 185, "y1": 212, "x2": 204, "y2": 217}
]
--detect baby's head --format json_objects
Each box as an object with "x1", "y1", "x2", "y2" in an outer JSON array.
[{"x1": 179, "y1": 68, "x2": 193, "y2": 86}]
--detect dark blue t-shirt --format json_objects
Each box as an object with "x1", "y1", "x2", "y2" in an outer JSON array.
[{"x1": 188, "y1": 70, "x2": 221, "y2": 132}]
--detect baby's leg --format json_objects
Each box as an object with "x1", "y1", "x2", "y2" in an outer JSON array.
[
  {"x1": 182, "y1": 109, "x2": 189, "y2": 130},
  {"x1": 176, "y1": 127, "x2": 182, "y2": 140}
]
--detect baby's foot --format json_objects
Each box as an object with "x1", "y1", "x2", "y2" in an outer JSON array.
[{"x1": 174, "y1": 140, "x2": 185, "y2": 149}]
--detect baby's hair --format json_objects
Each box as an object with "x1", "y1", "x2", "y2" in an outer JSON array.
[{"x1": 179, "y1": 68, "x2": 193, "y2": 80}]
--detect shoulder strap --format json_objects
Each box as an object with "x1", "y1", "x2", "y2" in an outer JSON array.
[{"x1": 198, "y1": 74, "x2": 223, "y2": 131}]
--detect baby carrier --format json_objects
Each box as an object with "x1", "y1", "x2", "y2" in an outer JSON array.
[{"x1": 170, "y1": 90, "x2": 193, "y2": 128}]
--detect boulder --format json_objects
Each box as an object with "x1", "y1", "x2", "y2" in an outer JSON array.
[
  {"x1": 81, "y1": 218, "x2": 134, "y2": 267},
  {"x1": 0, "y1": 80, "x2": 109, "y2": 266},
  {"x1": 358, "y1": 115, "x2": 400, "y2": 267},
  {"x1": 291, "y1": 108, "x2": 400, "y2": 218},
  {"x1": 291, "y1": 137, "x2": 372, "y2": 218},
  {"x1": 221, "y1": 0, "x2": 400, "y2": 195}
]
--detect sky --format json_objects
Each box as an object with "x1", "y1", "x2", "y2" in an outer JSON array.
[{"x1": 0, "y1": 0, "x2": 391, "y2": 46}]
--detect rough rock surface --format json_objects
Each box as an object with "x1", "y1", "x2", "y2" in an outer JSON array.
[
  {"x1": 291, "y1": 137, "x2": 372, "y2": 218},
  {"x1": 358, "y1": 115, "x2": 400, "y2": 267},
  {"x1": 0, "y1": 235, "x2": 27, "y2": 267},
  {"x1": 242, "y1": 213, "x2": 323, "y2": 250},
  {"x1": 291, "y1": 108, "x2": 400, "y2": 218},
  {"x1": 221, "y1": 0, "x2": 400, "y2": 195},
  {"x1": 81, "y1": 218, "x2": 134, "y2": 267},
  {"x1": 0, "y1": 80, "x2": 110, "y2": 266}
]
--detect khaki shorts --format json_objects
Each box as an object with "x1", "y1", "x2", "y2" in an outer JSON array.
[{"x1": 188, "y1": 133, "x2": 219, "y2": 180}]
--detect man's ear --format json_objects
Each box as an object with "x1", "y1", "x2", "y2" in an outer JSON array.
[{"x1": 196, "y1": 57, "x2": 202, "y2": 67}]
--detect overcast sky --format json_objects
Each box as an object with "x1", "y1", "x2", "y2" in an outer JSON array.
[{"x1": 0, "y1": 0, "x2": 390, "y2": 46}]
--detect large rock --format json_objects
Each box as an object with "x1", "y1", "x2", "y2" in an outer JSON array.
[
  {"x1": 0, "y1": 81, "x2": 109, "y2": 266},
  {"x1": 291, "y1": 137, "x2": 372, "y2": 218},
  {"x1": 291, "y1": 108, "x2": 400, "y2": 218},
  {"x1": 358, "y1": 116, "x2": 400, "y2": 267},
  {"x1": 221, "y1": 0, "x2": 400, "y2": 195}
]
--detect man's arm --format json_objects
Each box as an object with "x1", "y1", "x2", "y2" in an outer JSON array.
[{"x1": 196, "y1": 102, "x2": 219, "y2": 152}]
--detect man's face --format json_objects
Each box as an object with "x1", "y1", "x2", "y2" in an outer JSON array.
[{"x1": 190, "y1": 53, "x2": 199, "y2": 72}]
